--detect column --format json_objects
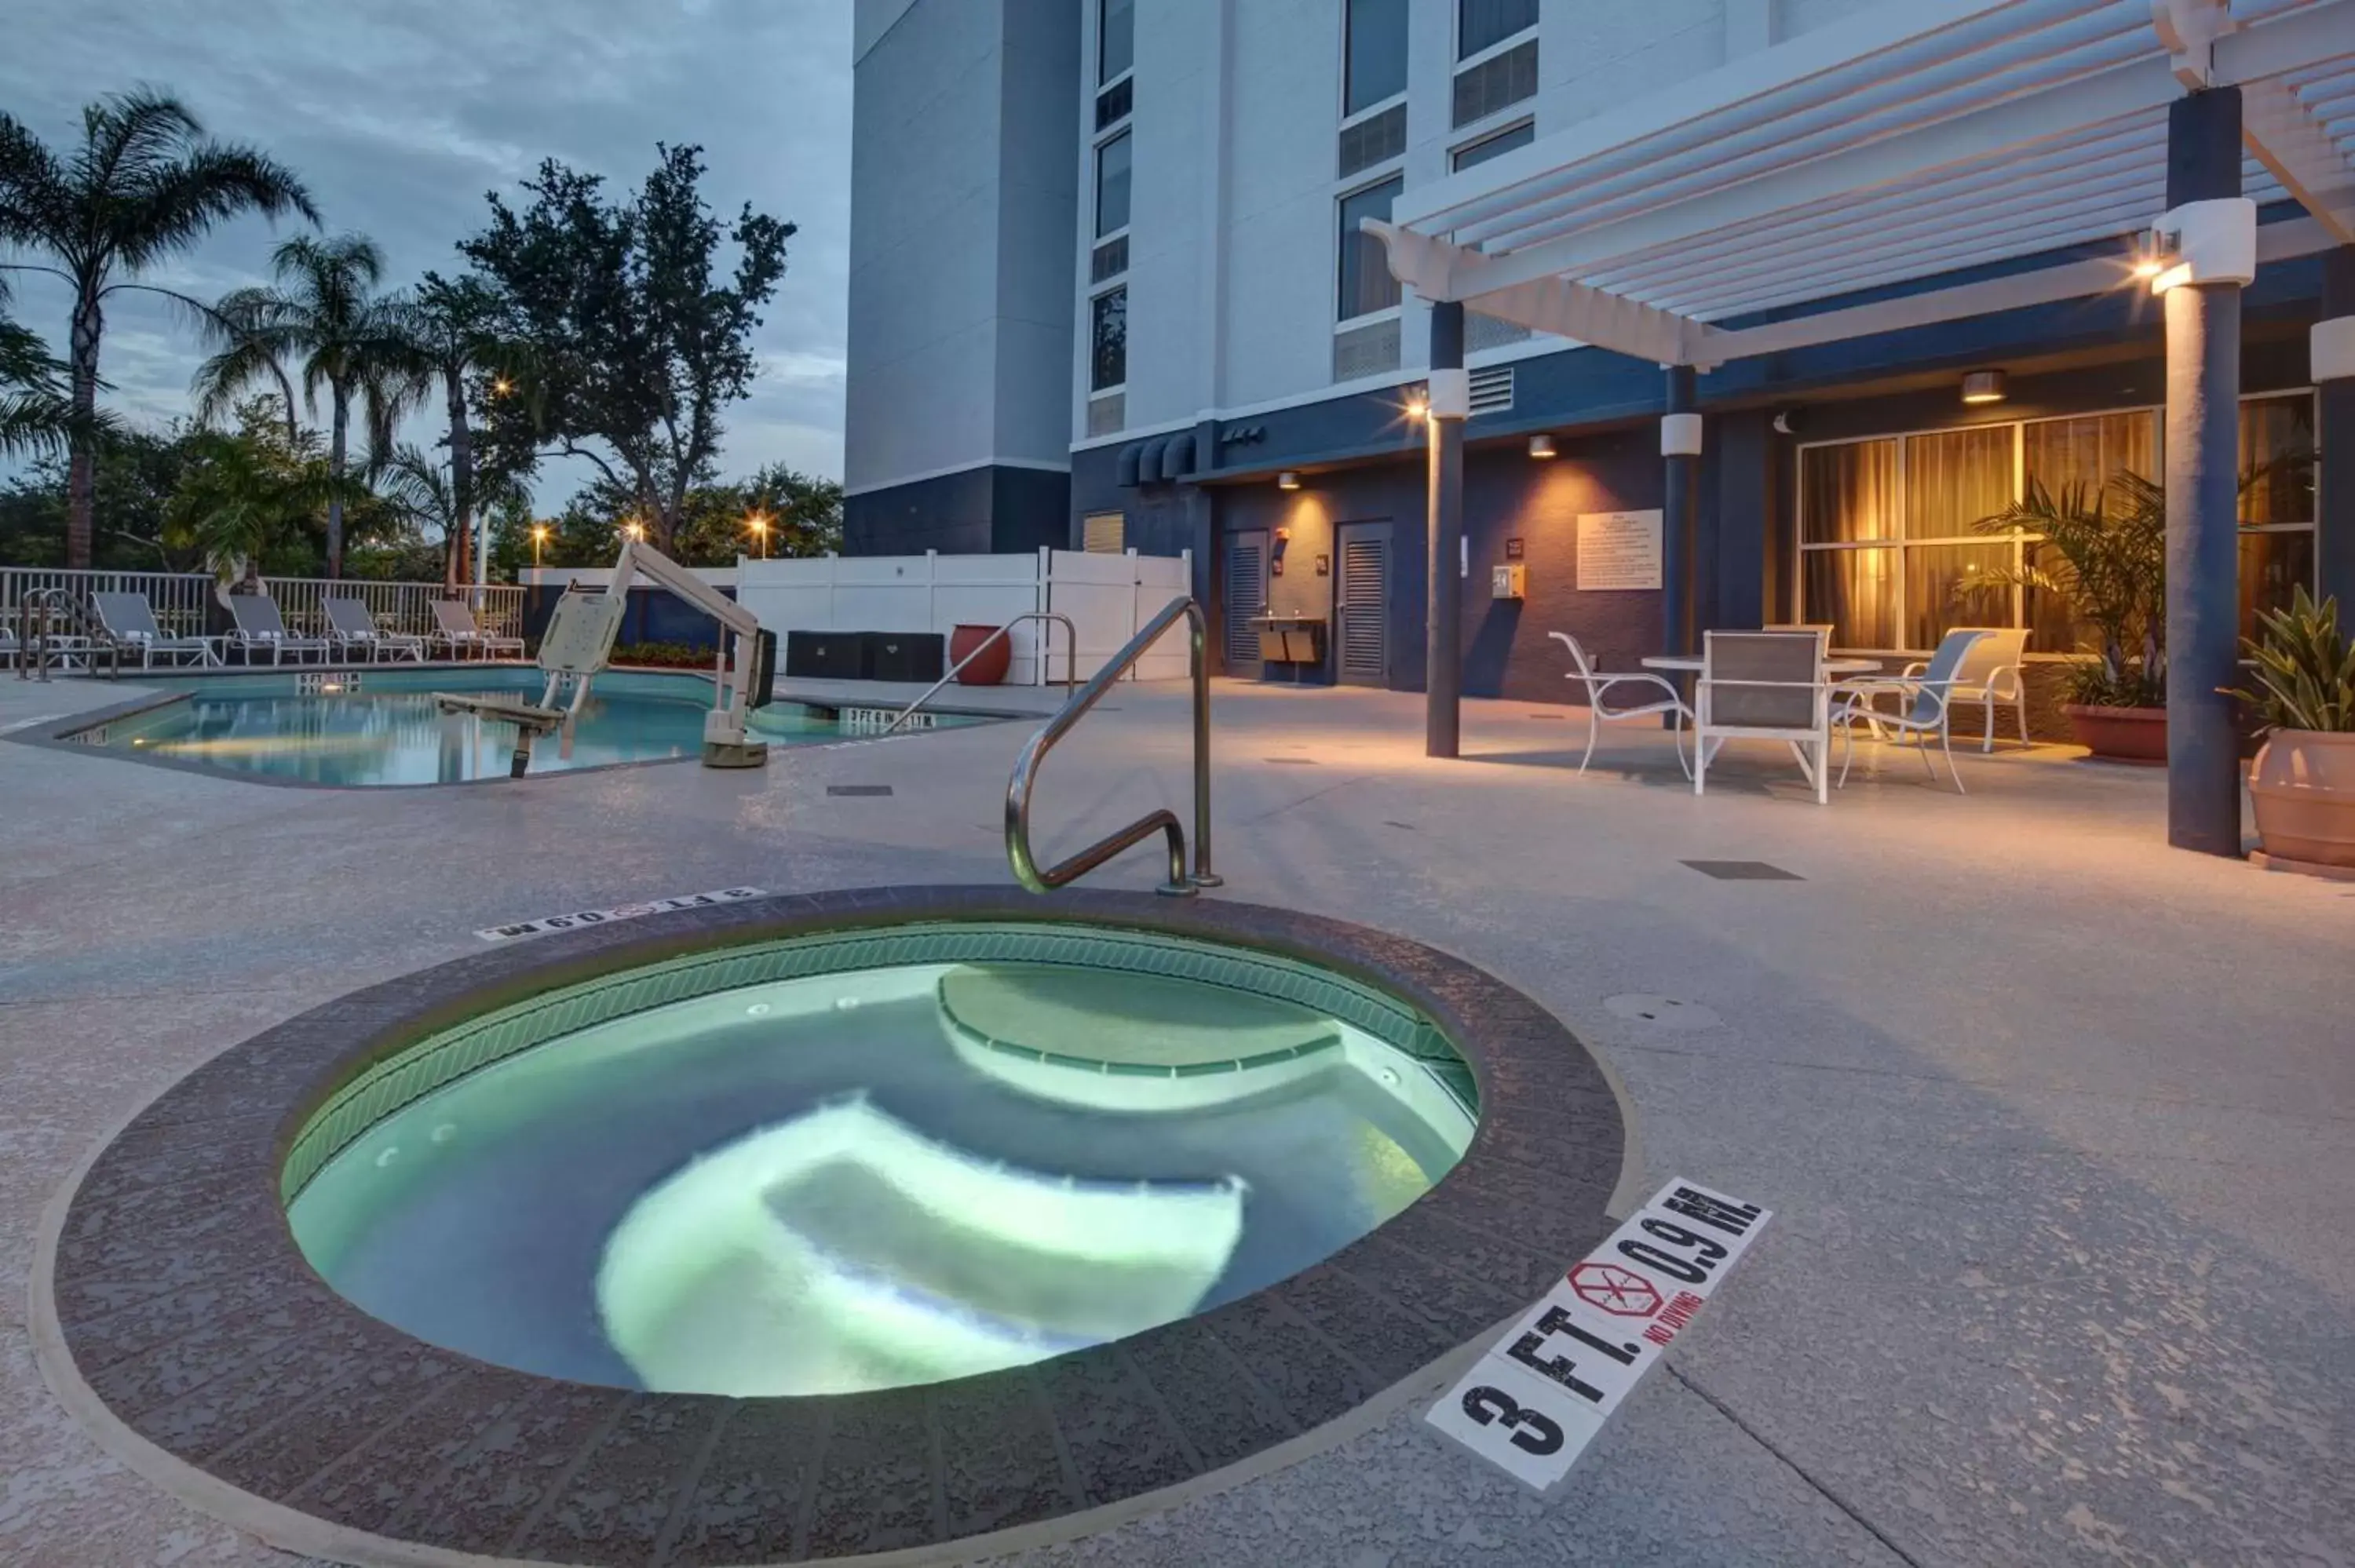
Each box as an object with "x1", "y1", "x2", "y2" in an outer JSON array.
[
  {"x1": 1426, "y1": 301, "x2": 1467, "y2": 759},
  {"x1": 2317, "y1": 249, "x2": 2355, "y2": 613},
  {"x1": 1661, "y1": 366, "x2": 1702, "y2": 657},
  {"x1": 2162, "y1": 87, "x2": 2248, "y2": 856}
]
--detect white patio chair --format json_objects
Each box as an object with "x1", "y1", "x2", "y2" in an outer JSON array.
[
  {"x1": 1835, "y1": 629, "x2": 1988, "y2": 794},
  {"x1": 90, "y1": 592, "x2": 221, "y2": 669},
  {"x1": 1693, "y1": 630, "x2": 1835, "y2": 804},
  {"x1": 323, "y1": 596, "x2": 425, "y2": 663},
  {"x1": 1547, "y1": 631, "x2": 1690, "y2": 778},
  {"x1": 1900, "y1": 625, "x2": 2027, "y2": 752},
  {"x1": 225, "y1": 595, "x2": 329, "y2": 665},
  {"x1": 430, "y1": 599, "x2": 526, "y2": 661}
]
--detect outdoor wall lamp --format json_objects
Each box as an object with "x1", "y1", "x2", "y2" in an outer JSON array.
[
  {"x1": 1528, "y1": 433, "x2": 1557, "y2": 458},
  {"x1": 1277, "y1": 471, "x2": 1301, "y2": 490},
  {"x1": 1960, "y1": 369, "x2": 2007, "y2": 405}
]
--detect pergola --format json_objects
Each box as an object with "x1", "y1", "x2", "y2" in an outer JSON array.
[{"x1": 1370, "y1": 0, "x2": 2354, "y2": 854}]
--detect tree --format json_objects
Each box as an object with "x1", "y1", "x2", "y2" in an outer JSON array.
[
  {"x1": 192, "y1": 232, "x2": 429, "y2": 578},
  {"x1": 672, "y1": 462, "x2": 841, "y2": 564},
  {"x1": 0, "y1": 89, "x2": 316, "y2": 567},
  {"x1": 0, "y1": 309, "x2": 75, "y2": 460},
  {"x1": 404, "y1": 272, "x2": 535, "y2": 587},
  {"x1": 374, "y1": 439, "x2": 529, "y2": 583},
  {"x1": 162, "y1": 420, "x2": 331, "y2": 590},
  {"x1": 460, "y1": 144, "x2": 792, "y2": 555}
]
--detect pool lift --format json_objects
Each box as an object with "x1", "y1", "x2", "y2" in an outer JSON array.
[{"x1": 433, "y1": 535, "x2": 776, "y2": 777}]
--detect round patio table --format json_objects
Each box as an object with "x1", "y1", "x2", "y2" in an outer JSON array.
[{"x1": 1641, "y1": 654, "x2": 1883, "y2": 676}]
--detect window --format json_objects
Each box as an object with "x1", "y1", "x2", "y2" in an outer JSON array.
[
  {"x1": 1090, "y1": 287, "x2": 1126, "y2": 392},
  {"x1": 1337, "y1": 176, "x2": 1403, "y2": 321},
  {"x1": 1452, "y1": 119, "x2": 1533, "y2": 171},
  {"x1": 1452, "y1": 39, "x2": 1538, "y2": 127},
  {"x1": 1459, "y1": 0, "x2": 1539, "y2": 59},
  {"x1": 1095, "y1": 131, "x2": 1131, "y2": 239},
  {"x1": 1095, "y1": 75, "x2": 1132, "y2": 131},
  {"x1": 1338, "y1": 103, "x2": 1408, "y2": 178},
  {"x1": 1099, "y1": 0, "x2": 1133, "y2": 84},
  {"x1": 1797, "y1": 396, "x2": 2317, "y2": 652},
  {"x1": 1083, "y1": 512, "x2": 1126, "y2": 553},
  {"x1": 1344, "y1": 0, "x2": 1409, "y2": 116}
]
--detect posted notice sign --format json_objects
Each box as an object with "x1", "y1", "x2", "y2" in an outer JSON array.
[
  {"x1": 1575, "y1": 510, "x2": 1663, "y2": 591},
  {"x1": 1426, "y1": 1177, "x2": 1770, "y2": 1491}
]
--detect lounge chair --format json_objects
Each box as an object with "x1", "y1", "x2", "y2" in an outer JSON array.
[
  {"x1": 1901, "y1": 625, "x2": 2028, "y2": 752},
  {"x1": 1548, "y1": 631, "x2": 1690, "y2": 777},
  {"x1": 90, "y1": 592, "x2": 221, "y2": 669},
  {"x1": 224, "y1": 595, "x2": 329, "y2": 665},
  {"x1": 430, "y1": 599, "x2": 526, "y2": 661},
  {"x1": 323, "y1": 596, "x2": 425, "y2": 662},
  {"x1": 1834, "y1": 628, "x2": 1988, "y2": 794},
  {"x1": 1693, "y1": 630, "x2": 1835, "y2": 804}
]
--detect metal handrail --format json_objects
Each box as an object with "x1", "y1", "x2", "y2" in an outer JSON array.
[
  {"x1": 873, "y1": 612, "x2": 1079, "y2": 738},
  {"x1": 1006, "y1": 595, "x2": 1219, "y2": 898}
]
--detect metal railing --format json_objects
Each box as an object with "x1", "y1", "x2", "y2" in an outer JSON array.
[
  {"x1": 1006, "y1": 596, "x2": 1219, "y2": 897},
  {"x1": 0, "y1": 567, "x2": 528, "y2": 645},
  {"x1": 873, "y1": 612, "x2": 1078, "y2": 739}
]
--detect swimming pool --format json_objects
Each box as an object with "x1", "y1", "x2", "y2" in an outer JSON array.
[
  {"x1": 283, "y1": 921, "x2": 1481, "y2": 1395},
  {"x1": 62, "y1": 668, "x2": 985, "y2": 785}
]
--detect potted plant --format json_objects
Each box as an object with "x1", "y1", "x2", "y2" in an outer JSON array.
[
  {"x1": 1964, "y1": 472, "x2": 2167, "y2": 762},
  {"x1": 2230, "y1": 585, "x2": 2355, "y2": 872}
]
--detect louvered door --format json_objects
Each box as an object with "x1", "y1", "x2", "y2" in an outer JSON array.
[
  {"x1": 1224, "y1": 531, "x2": 1267, "y2": 674},
  {"x1": 1335, "y1": 522, "x2": 1391, "y2": 687}
]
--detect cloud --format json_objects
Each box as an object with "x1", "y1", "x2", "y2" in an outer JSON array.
[{"x1": 0, "y1": 0, "x2": 852, "y2": 491}]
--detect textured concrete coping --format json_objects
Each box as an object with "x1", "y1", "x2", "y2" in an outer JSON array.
[{"x1": 38, "y1": 886, "x2": 1623, "y2": 1566}]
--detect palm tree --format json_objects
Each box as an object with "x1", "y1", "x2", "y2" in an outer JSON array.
[
  {"x1": 375, "y1": 440, "x2": 528, "y2": 582},
  {"x1": 0, "y1": 89, "x2": 316, "y2": 567},
  {"x1": 406, "y1": 274, "x2": 533, "y2": 587},
  {"x1": 192, "y1": 233, "x2": 427, "y2": 578},
  {"x1": 0, "y1": 310, "x2": 74, "y2": 460},
  {"x1": 162, "y1": 427, "x2": 328, "y2": 592}
]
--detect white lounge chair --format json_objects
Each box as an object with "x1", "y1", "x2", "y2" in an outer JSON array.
[
  {"x1": 225, "y1": 595, "x2": 329, "y2": 665},
  {"x1": 1835, "y1": 628, "x2": 1988, "y2": 794},
  {"x1": 323, "y1": 596, "x2": 425, "y2": 663},
  {"x1": 1901, "y1": 625, "x2": 2028, "y2": 752},
  {"x1": 90, "y1": 592, "x2": 221, "y2": 669},
  {"x1": 430, "y1": 599, "x2": 526, "y2": 661},
  {"x1": 1547, "y1": 631, "x2": 1690, "y2": 778},
  {"x1": 1693, "y1": 630, "x2": 1835, "y2": 804}
]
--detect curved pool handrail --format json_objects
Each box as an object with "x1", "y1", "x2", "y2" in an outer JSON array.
[
  {"x1": 873, "y1": 611, "x2": 1079, "y2": 738},
  {"x1": 1006, "y1": 595, "x2": 1218, "y2": 897}
]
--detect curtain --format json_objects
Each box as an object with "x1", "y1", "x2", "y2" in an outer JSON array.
[{"x1": 2022, "y1": 411, "x2": 2158, "y2": 653}]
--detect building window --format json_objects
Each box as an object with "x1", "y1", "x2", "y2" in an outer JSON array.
[
  {"x1": 1095, "y1": 130, "x2": 1131, "y2": 239},
  {"x1": 1459, "y1": 0, "x2": 1539, "y2": 59},
  {"x1": 1100, "y1": 0, "x2": 1134, "y2": 85},
  {"x1": 1083, "y1": 512, "x2": 1126, "y2": 553},
  {"x1": 1090, "y1": 286, "x2": 1127, "y2": 392},
  {"x1": 1452, "y1": 119, "x2": 1534, "y2": 171},
  {"x1": 1452, "y1": 39, "x2": 1538, "y2": 128},
  {"x1": 1337, "y1": 176, "x2": 1403, "y2": 322},
  {"x1": 1797, "y1": 395, "x2": 2317, "y2": 653},
  {"x1": 1344, "y1": 0, "x2": 1409, "y2": 117}
]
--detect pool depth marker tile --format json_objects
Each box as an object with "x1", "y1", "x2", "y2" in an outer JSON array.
[
  {"x1": 474, "y1": 886, "x2": 768, "y2": 942},
  {"x1": 1426, "y1": 1176, "x2": 1771, "y2": 1492}
]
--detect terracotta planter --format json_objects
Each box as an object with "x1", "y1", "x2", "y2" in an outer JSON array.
[
  {"x1": 2248, "y1": 729, "x2": 2355, "y2": 869},
  {"x1": 2062, "y1": 703, "x2": 2167, "y2": 765},
  {"x1": 949, "y1": 623, "x2": 1011, "y2": 686}
]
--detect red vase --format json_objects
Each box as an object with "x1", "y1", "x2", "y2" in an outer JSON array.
[{"x1": 950, "y1": 623, "x2": 1011, "y2": 685}]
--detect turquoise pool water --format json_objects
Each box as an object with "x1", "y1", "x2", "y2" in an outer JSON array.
[{"x1": 75, "y1": 669, "x2": 979, "y2": 786}]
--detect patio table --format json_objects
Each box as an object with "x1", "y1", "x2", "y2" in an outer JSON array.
[{"x1": 1641, "y1": 655, "x2": 1882, "y2": 676}]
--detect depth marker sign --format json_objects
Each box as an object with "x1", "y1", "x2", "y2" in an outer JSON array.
[
  {"x1": 475, "y1": 887, "x2": 768, "y2": 942},
  {"x1": 1426, "y1": 1176, "x2": 1770, "y2": 1490}
]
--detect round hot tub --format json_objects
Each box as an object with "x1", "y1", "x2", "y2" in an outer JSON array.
[{"x1": 42, "y1": 888, "x2": 1624, "y2": 1566}]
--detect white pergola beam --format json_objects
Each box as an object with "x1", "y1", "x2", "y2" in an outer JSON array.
[{"x1": 2241, "y1": 78, "x2": 2355, "y2": 245}]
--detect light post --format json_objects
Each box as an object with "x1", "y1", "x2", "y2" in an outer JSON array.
[
  {"x1": 531, "y1": 524, "x2": 548, "y2": 572},
  {"x1": 747, "y1": 510, "x2": 771, "y2": 560}
]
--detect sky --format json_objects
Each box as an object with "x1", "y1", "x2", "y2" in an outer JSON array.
[{"x1": 0, "y1": 0, "x2": 854, "y2": 500}]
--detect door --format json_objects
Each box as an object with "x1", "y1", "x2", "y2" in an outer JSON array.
[
  {"x1": 1224, "y1": 530, "x2": 1268, "y2": 675},
  {"x1": 1334, "y1": 521, "x2": 1392, "y2": 687}
]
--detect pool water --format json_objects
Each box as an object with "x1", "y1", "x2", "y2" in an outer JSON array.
[
  {"x1": 286, "y1": 938, "x2": 1479, "y2": 1396},
  {"x1": 76, "y1": 669, "x2": 970, "y2": 785}
]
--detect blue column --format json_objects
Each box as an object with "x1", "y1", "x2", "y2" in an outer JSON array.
[
  {"x1": 1426, "y1": 301, "x2": 1466, "y2": 759},
  {"x1": 1661, "y1": 365, "x2": 1700, "y2": 657},
  {"x1": 2317, "y1": 250, "x2": 2355, "y2": 614},
  {"x1": 2163, "y1": 87, "x2": 2245, "y2": 856}
]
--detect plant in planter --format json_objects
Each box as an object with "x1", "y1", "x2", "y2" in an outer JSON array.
[
  {"x1": 2229, "y1": 585, "x2": 2355, "y2": 871},
  {"x1": 1961, "y1": 472, "x2": 2167, "y2": 760}
]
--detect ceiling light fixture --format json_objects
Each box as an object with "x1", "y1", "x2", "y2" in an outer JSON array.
[
  {"x1": 1276, "y1": 471, "x2": 1301, "y2": 490},
  {"x1": 1528, "y1": 434, "x2": 1557, "y2": 458},
  {"x1": 1960, "y1": 369, "x2": 2008, "y2": 405}
]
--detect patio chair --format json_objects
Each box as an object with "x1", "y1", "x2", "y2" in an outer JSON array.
[
  {"x1": 1900, "y1": 625, "x2": 2027, "y2": 751},
  {"x1": 1547, "y1": 631, "x2": 1690, "y2": 778},
  {"x1": 1693, "y1": 630, "x2": 1835, "y2": 804},
  {"x1": 90, "y1": 592, "x2": 221, "y2": 669},
  {"x1": 224, "y1": 595, "x2": 329, "y2": 665},
  {"x1": 430, "y1": 599, "x2": 526, "y2": 661},
  {"x1": 323, "y1": 596, "x2": 426, "y2": 663},
  {"x1": 1834, "y1": 628, "x2": 1988, "y2": 795}
]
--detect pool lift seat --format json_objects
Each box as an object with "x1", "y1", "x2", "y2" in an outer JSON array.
[{"x1": 434, "y1": 536, "x2": 775, "y2": 776}]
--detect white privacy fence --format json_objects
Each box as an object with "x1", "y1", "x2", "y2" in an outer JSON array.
[
  {"x1": 0, "y1": 568, "x2": 524, "y2": 640},
  {"x1": 735, "y1": 549, "x2": 1192, "y2": 684}
]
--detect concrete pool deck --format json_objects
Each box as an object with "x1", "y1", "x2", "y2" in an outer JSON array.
[{"x1": 2, "y1": 672, "x2": 2350, "y2": 1566}]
